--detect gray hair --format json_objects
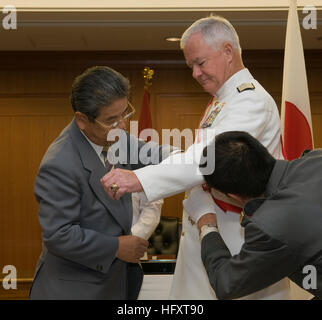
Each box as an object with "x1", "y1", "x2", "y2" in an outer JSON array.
[
  {"x1": 180, "y1": 16, "x2": 242, "y2": 55},
  {"x1": 70, "y1": 66, "x2": 129, "y2": 122}
]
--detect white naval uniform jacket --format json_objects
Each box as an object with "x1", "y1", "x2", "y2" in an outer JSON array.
[{"x1": 135, "y1": 68, "x2": 292, "y2": 299}]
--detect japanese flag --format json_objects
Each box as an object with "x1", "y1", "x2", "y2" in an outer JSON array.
[{"x1": 281, "y1": 0, "x2": 314, "y2": 160}]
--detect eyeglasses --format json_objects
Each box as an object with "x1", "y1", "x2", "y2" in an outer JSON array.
[{"x1": 95, "y1": 101, "x2": 135, "y2": 131}]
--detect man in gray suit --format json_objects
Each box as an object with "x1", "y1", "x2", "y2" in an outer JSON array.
[
  {"x1": 30, "y1": 66, "x2": 169, "y2": 299},
  {"x1": 193, "y1": 131, "x2": 322, "y2": 299}
]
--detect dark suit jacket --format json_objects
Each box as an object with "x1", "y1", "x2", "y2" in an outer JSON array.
[
  {"x1": 201, "y1": 150, "x2": 322, "y2": 300},
  {"x1": 30, "y1": 120, "x2": 170, "y2": 300}
]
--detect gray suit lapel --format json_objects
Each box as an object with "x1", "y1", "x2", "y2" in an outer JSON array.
[{"x1": 70, "y1": 120, "x2": 132, "y2": 234}]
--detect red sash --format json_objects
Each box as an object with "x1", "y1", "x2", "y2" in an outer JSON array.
[
  {"x1": 213, "y1": 198, "x2": 242, "y2": 214},
  {"x1": 202, "y1": 184, "x2": 242, "y2": 215}
]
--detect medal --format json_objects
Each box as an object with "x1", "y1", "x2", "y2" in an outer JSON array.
[
  {"x1": 201, "y1": 102, "x2": 225, "y2": 128},
  {"x1": 196, "y1": 98, "x2": 225, "y2": 143}
]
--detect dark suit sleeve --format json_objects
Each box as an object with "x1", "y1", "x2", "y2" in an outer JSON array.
[{"x1": 201, "y1": 221, "x2": 300, "y2": 299}]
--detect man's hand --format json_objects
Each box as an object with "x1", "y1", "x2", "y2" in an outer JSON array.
[
  {"x1": 116, "y1": 235, "x2": 149, "y2": 263},
  {"x1": 100, "y1": 168, "x2": 143, "y2": 200},
  {"x1": 197, "y1": 213, "x2": 218, "y2": 232}
]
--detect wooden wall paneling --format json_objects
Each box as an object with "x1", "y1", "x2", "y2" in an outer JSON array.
[
  {"x1": 0, "y1": 97, "x2": 73, "y2": 280},
  {"x1": 310, "y1": 93, "x2": 322, "y2": 148},
  {"x1": 154, "y1": 93, "x2": 209, "y2": 149},
  {"x1": 124, "y1": 69, "x2": 145, "y2": 123},
  {"x1": 312, "y1": 115, "x2": 322, "y2": 148}
]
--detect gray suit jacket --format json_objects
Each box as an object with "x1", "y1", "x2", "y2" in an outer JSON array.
[
  {"x1": 201, "y1": 150, "x2": 322, "y2": 299},
  {"x1": 30, "y1": 120, "x2": 169, "y2": 300}
]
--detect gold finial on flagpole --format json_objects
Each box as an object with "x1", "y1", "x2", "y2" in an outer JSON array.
[{"x1": 143, "y1": 66, "x2": 154, "y2": 89}]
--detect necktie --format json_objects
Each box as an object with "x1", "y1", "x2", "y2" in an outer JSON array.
[{"x1": 101, "y1": 146, "x2": 113, "y2": 172}]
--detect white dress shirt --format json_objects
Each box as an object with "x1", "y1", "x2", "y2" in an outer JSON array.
[{"x1": 131, "y1": 193, "x2": 163, "y2": 240}]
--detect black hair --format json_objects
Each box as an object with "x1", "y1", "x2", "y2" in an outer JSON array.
[
  {"x1": 70, "y1": 66, "x2": 129, "y2": 122},
  {"x1": 200, "y1": 131, "x2": 276, "y2": 197}
]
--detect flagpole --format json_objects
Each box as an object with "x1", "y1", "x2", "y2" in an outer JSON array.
[{"x1": 139, "y1": 67, "x2": 154, "y2": 142}]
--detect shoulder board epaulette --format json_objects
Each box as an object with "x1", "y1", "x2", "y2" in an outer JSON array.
[{"x1": 237, "y1": 82, "x2": 255, "y2": 93}]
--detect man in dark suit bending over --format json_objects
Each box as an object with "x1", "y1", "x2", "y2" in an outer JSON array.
[{"x1": 193, "y1": 131, "x2": 322, "y2": 299}]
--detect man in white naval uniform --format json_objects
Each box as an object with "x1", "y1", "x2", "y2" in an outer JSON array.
[{"x1": 101, "y1": 16, "x2": 292, "y2": 299}]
